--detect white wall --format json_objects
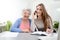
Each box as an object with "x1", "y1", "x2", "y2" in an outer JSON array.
[{"x1": 0, "y1": 0, "x2": 30, "y2": 23}]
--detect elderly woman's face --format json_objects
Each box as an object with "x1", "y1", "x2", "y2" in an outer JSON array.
[{"x1": 23, "y1": 10, "x2": 30, "y2": 18}]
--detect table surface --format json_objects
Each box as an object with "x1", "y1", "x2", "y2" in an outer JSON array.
[
  {"x1": 0, "y1": 31, "x2": 58, "y2": 40},
  {"x1": 17, "y1": 33, "x2": 58, "y2": 40},
  {"x1": 17, "y1": 33, "x2": 39, "y2": 40}
]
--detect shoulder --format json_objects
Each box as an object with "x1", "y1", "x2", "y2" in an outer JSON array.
[
  {"x1": 16, "y1": 18, "x2": 22, "y2": 22},
  {"x1": 48, "y1": 17, "x2": 52, "y2": 21},
  {"x1": 46, "y1": 17, "x2": 52, "y2": 23},
  {"x1": 17, "y1": 18, "x2": 22, "y2": 20}
]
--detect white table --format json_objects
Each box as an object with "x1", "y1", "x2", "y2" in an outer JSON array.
[
  {"x1": 0, "y1": 31, "x2": 19, "y2": 37},
  {"x1": 0, "y1": 31, "x2": 58, "y2": 40},
  {"x1": 0, "y1": 31, "x2": 19, "y2": 40}
]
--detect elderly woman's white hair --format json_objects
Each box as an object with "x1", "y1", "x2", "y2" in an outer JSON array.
[{"x1": 22, "y1": 8, "x2": 31, "y2": 14}]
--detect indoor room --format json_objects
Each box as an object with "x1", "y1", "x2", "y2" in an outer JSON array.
[{"x1": 0, "y1": 0, "x2": 60, "y2": 40}]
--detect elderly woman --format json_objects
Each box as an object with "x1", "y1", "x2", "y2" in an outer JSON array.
[{"x1": 10, "y1": 9, "x2": 31, "y2": 33}]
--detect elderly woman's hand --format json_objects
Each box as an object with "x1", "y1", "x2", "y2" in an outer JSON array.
[{"x1": 22, "y1": 29, "x2": 30, "y2": 33}]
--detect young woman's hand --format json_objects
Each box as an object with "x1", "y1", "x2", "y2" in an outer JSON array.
[
  {"x1": 46, "y1": 28, "x2": 53, "y2": 34},
  {"x1": 32, "y1": 13, "x2": 37, "y2": 19}
]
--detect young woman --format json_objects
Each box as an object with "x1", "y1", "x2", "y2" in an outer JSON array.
[
  {"x1": 31, "y1": 3, "x2": 53, "y2": 33},
  {"x1": 10, "y1": 9, "x2": 31, "y2": 33}
]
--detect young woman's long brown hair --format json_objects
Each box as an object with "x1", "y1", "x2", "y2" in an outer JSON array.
[{"x1": 35, "y1": 3, "x2": 52, "y2": 31}]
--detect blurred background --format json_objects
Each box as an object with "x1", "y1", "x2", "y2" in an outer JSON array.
[
  {"x1": 0, "y1": 0, "x2": 60, "y2": 31},
  {"x1": 0, "y1": 0, "x2": 60, "y2": 23}
]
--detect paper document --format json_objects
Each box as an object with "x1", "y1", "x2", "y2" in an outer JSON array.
[{"x1": 31, "y1": 31, "x2": 48, "y2": 36}]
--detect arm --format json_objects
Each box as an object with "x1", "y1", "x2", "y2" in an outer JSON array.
[
  {"x1": 47, "y1": 18, "x2": 53, "y2": 29},
  {"x1": 31, "y1": 14, "x2": 38, "y2": 32},
  {"x1": 31, "y1": 19, "x2": 38, "y2": 32},
  {"x1": 10, "y1": 18, "x2": 21, "y2": 32},
  {"x1": 46, "y1": 18, "x2": 53, "y2": 33}
]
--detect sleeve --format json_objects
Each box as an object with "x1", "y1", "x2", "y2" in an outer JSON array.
[
  {"x1": 10, "y1": 19, "x2": 21, "y2": 32},
  {"x1": 31, "y1": 19, "x2": 38, "y2": 32}
]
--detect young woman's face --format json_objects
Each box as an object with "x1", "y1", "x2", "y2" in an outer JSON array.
[
  {"x1": 23, "y1": 10, "x2": 30, "y2": 19},
  {"x1": 36, "y1": 6, "x2": 43, "y2": 16}
]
